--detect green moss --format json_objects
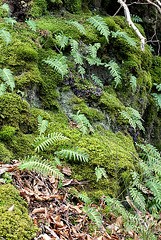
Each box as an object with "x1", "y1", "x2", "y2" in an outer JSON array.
[
  {"x1": 150, "y1": 56, "x2": 161, "y2": 84},
  {"x1": 137, "y1": 70, "x2": 152, "y2": 92},
  {"x1": 16, "y1": 44, "x2": 38, "y2": 61},
  {"x1": 64, "y1": 0, "x2": 82, "y2": 12},
  {"x1": 0, "y1": 126, "x2": 16, "y2": 140},
  {"x1": 29, "y1": 0, "x2": 48, "y2": 18},
  {"x1": 0, "y1": 142, "x2": 13, "y2": 163},
  {"x1": 0, "y1": 184, "x2": 38, "y2": 240}
]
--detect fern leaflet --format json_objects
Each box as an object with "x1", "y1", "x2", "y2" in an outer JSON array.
[
  {"x1": 78, "y1": 193, "x2": 91, "y2": 205},
  {"x1": 33, "y1": 133, "x2": 69, "y2": 152},
  {"x1": 66, "y1": 20, "x2": 86, "y2": 35},
  {"x1": 38, "y1": 115, "x2": 49, "y2": 135},
  {"x1": 78, "y1": 66, "x2": 85, "y2": 79},
  {"x1": 151, "y1": 93, "x2": 161, "y2": 110},
  {"x1": 18, "y1": 155, "x2": 64, "y2": 179},
  {"x1": 131, "y1": 14, "x2": 143, "y2": 23},
  {"x1": 91, "y1": 74, "x2": 103, "y2": 89},
  {"x1": 87, "y1": 15, "x2": 110, "y2": 42},
  {"x1": 43, "y1": 55, "x2": 68, "y2": 79},
  {"x1": 154, "y1": 83, "x2": 161, "y2": 91},
  {"x1": 85, "y1": 43, "x2": 102, "y2": 66},
  {"x1": 55, "y1": 147, "x2": 89, "y2": 162},
  {"x1": 0, "y1": 3, "x2": 10, "y2": 14},
  {"x1": 0, "y1": 83, "x2": 6, "y2": 96},
  {"x1": 130, "y1": 75, "x2": 137, "y2": 92},
  {"x1": 129, "y1": 187, "x2": 146, "y2": 212},
  {"x1": 105, "y1": 60, "x2": 122, "y2": 88},
  {"x1": 25, "y1": 18, "x2": 36, "y2": 32},
  {"x1": 0, "y1": 29, "x2": 12, "y2": 46},
  {"x1": 4, "y1": 17, "x2": 17, "y2": 29},
  {"x1": 55, "y1": 33, "x2": 68, "y2": 50},
  {"x1": 111, "y1": 30, "x2": 137, "y2": 48},
  {"x1": 95, "y1": 166, "x2": 107, "y2": 182},
  {"x1": 0, "y1": 68, "x2": 15, "y2": 91},
  {"x1": 84, "y1": 206, "x2": 102, "y2": 228}
]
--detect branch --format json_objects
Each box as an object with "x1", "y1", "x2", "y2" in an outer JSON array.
[
  {"x1": 118, "y1": 0, "x2": 146, "y2": 51},
  {"x1": 146, "y1": 0, "x2": 161, "y2": 13}
]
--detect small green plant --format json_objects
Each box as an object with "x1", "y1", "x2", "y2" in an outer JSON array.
[
  {"x1": 105, "y1": 60, "x2": 122, "y2": 88},
  {"x1": 25, "y1": 18, "x2": 36, "y2": 32},
  {"x1": 95, "y1": 165, "x2": 107, "y2": 182},
  {"x1": 4, "y1": 17, "x2": 17, "y2": 29},
  {"x1": 71, "y1": 110, "x2": 94, "y2": 135},
  {"x1": 0, "y1": 68, "x2": 15, "y2": 96},
  {"x1": 151, "y1": 83, "x2": 161, "y2": 110},
  {"x1": 131, "y1": 14, "x2": 143, "y2": 23},
  {"x1": 66, "y1": 20, "x2": 86, "y2": 35}
]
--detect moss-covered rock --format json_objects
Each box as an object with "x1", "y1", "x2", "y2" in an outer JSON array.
[
  {"x1": 0, "y1": 125, "x2": 16, "y2": 141},
  {"x1": 0, "y1": 142, "x2": 13, "y2": 163},
  {"x1": 0, "y1": 184, "x2": 38, "y2": 240},
  {"x1": 64, "y1": 0, "x2": 82, "y2": 12}
]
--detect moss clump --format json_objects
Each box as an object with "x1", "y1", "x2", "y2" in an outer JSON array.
[
  {"x1": 0, "y1": 126, "x2": 16, "y2": 141},
  {"x1": 0, "y1": 184, "x2": 38, "y2": 240},
  {"x1": 64, "y1": 0, "x2": 82, "y2": 12},
  {"x1": 29, "y1": 0, "x2": 48, "y2": 18},
  {"x1": 0, "y1": 142, "x2": 13, "y2": 163},
  {"x1": 150, "y1": 56, "x2": 161, "y2": 84}
]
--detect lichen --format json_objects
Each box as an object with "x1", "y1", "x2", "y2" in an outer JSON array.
[{"x1": 0, "y1": 184, "x2": 38, "y2": 240}]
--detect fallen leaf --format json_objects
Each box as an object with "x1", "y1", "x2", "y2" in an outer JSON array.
[{"x1": 62, "y1": 166, "x2": 71, "y2": 176}]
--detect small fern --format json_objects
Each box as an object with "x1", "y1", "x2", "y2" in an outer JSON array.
[
  {"x1": 87, "y1": 15, "x2": 110, "y2": 42},
  {"x1": 25, "y1": 18, "x2": 36, "y2": 32},
  {"x1": 91, "y1": 74, "x2": 103, "y2": 89},
  {"x1": 55, "y1": 146, "x2": 89, "y2": 162},
  {"x1": 84, "y1": 206, "x2": 102, "y2": 228},
  {"x1": 129, "y1": 187, "x2": 146, "y2": 212},
  {"x1": 4, "y1": 17, "x2": 17, "y2": 29},
  {"x1": 95, "y1": 166, "x2": 107, "y2": 182},
  {"x1": 0, "y1": 68, "x2": 15, "y2": 91},
  {"x1": 33, "y1": 133, "x2": 69, "y2": 152},
  {"x1": 153, "y1": 83, "x2": 161, "y2": 91},
  {"x1": 18, "y1": 155, "x2": 64, "y2": 179},
  {"x1": 78, "y1": 192, "x2": 91, "y2": 205},
  {"x1": 85, "y1": 43, "x2": 102, "y2": 66},
  {"x1": 130, "y1": 74, "x2": 137, "y2": 92},
  {"x1": 37, "y1": 115, "x2": 49, "y2": 135},
  {"x1": 105, "y1": 60, "x2": 122, "y2": 88},
  {"x1": 66, "y1": 20, "x2": 86, "y2": 35},
  {"x1": 55, "y1": 33, "x2": 69, "y2": 50},
  {"x1": 0, "y1": 29, "x2": 12, "y2": 46},
  {"x1": 0, "y1": 83, "x2": 7, "y2": 96},
  {"x1": 43, "y1": 55, "x2": 68, "y2": 79},
  {"x1": 78, "y1": 66, "x2": 85, "y2": 79},
  {"x1": 151, "y1": 93, "x2": 161, "y2": 110},
  {"x1": 131, "y1": 14, "x2": 143, "y2": 23},
  {"x1": 0, "y1": 3, "x2": 10, "y2": 14},
  {"x1": 111, "y1": 30, "x2": 137, "y2": 48},
  {"x1": 71, "y1": 110, "x2": 94, "y2": 135}
]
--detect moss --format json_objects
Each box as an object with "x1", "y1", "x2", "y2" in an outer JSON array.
[
  {"x1": 137, "y1": 70, "x2": 152, "y2": 92},
  {"x1": 0, "y1": 184, "x2": 38, "y2": 240},
  {"x1": 0, "y1": 142, "x2": 13, "y2": 163},
  {"x1": 150, "y1": 56, "x2": 161, "y2": 84},
  {"x1": 0, "y1": 126, "x2": 16, "y2": 141},
  {"x1": 16, "y1": 44, "x2": 38, "y2": 62},
  {"x1": 29, "y1": 0, "x2": 48, "y2": 18},
  {"x1": 64, "y1": 0, "x2": 82, "y2": 13}
]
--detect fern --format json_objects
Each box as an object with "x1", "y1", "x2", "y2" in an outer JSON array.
[
  {"x1": 4, "y1": 17, "x2": 17, "y2": 29},
  {"x1": 131, "y1": 14, "x2": 143, "y2": 23},
  {"x1": 84, "y1": 206, "x2": 102, "y2": 228},
  {"x1": 25, "y1": 18, "x2": 36, "y2": 32},
  {"x1": 0, "y1": 3, "x2": 10, "y2": 14},
  {"x1": 91, "y1": 74, "x2": 103, "y2": 89},
  {"x1": 78, "y1": 192, "x2": 91, "y2": 205},
  {"x1": 0, "y1": 29, "x2": 12, "y2": 46},
  {"x1": 71, "y1": 50, "x2": 83, "y2": 65},
  {"x1": 105, "y1": 60, "x2": 122, "y2": 88},
  {"x1": 37, "y1": 115, "x2": 49, "y2": 135},
  {"x1": 85, "y1": 43, "x2": 102, "y2": 66},
  {"x1": 18, "y1": 155, "x2": 64, "y2": 179},
  {"x1": 55, "y1": 33, "x2": 69, "y2": 50},
  {"x1": 153, "y1": 83, "x2": 161, "y2": 91},
  {"x1": 130, "y1": 75, "x2": 137, "y2": 92},
  {"x1": 0, "y1": 83, "x2": 7, "y2": 96},
  {"x1": 87, "y1": 15, "x2": 110, "y2": 42},
  {"x1": 43, "y1": 55, "x2": 68, "y2": 79},
  {"x1": 111, "y1": 30, "x2": 137, "y2": 48},
  {"x1": 129, "y1": 187, "x2": 146, "y2": 212},
  {"x1": 78, "y1": 66, "x2": 85, "y2": 79},
  {"x1": 95, "y1": 166, "x2": 107, "y2": 182},
  {"x1": 71, "y1": 110, "x2": 94, "y2": 135},
  {"x1": 66, "y1": 20, "x2": 86, "y2": 35},
  {"x1": 55, "y1": 146, "x2": 89, "y2": 162},
  {"x1": 151, "y1": 93, "x2": 161, "y2": 110},
  {"x1": 146, "y1": 179, "x2": 161, "y2": 205},
  {"x1": 70, "y1": 39, "x2": 79, "y2": 52},
  {"x1": 0, "y1": 68, "x2": 15, "y2": 91},
  {"x1": 33, "y1": 133, "x2": 69, "y2": 152}
]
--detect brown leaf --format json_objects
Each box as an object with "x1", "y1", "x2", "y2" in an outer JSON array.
[
  {"x1": 32, "y1": 207, "x2": 46, "y2": 214},
  {"x1": 62, "y1": 166, "x2": 71, "y2": 176},
  {"x1": 115, "y1": 216, "x2": 123, "y2": 228}
]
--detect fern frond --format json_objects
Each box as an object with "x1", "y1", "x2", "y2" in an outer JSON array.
[
  {"x1": 105, "y1": 60, "x2": 122, "y2": 88},
  {"x1": 111, "y1": 30, "x2": 137, "y2": 48},
  {"x1": 38, "y1": 115, "x2": 49, "y2": 135},
  {"x1": 129, "y1": 187, "x2": 146, "y2": 212},
  {"x1": 18, "y1": 155, "x2": 64, "y2": 179},
  {"x1": 154, "y1": 83, "x2": 161, "y2": 91},
  {"x1": 71, "y1": 51, "x2": 83, "y2": 65},
  {"x1": 71, "y1": 111, "x2": 94, "y2": 135},
  {"x1": 0, "y1": 29, "x2": 12, "y2": 46},
  {"x1": 84, "y1": 206, "x2": 102, "y2": 228},
  {"x1": 0, "y1": 83, "x2": 7, "y2": 96},
  {"x1": 52, "y1": 156, "x2": 62, "y2": 167},
  {"x1": 131, "y1": 14, "x2": 143, "y2": 23},
  {"x1": 33, "y1": 133, "x2": 69, "y2": 152},
  {"x1": 95, "y1": 166, "x2": 107, "y2": 182},
  {"x1": 151, "y1": 93, "x2": 161, "y2": 110},
  {"x1": 55, "y1": 33, "x2": 68, "y2": 50},
  {"x1": 43, "y1": 55, "x2": 68, "y2": 79},
  {"x1": 0, "y1": 68, "x2": 15, "y2": 91},
  {"x1": 87, "y1": 15, "x2": 110, "y2": 42},
  {"x1": 146, "y1": 180, "x2": 161, "y2": 205},
  {"x1": 4, "y1": 17, "x2": 17, "y2": 29},
  {"x1": 130, "y1": 75, "x2": 137, "y2": 92},
  {"x1": 78, "y1": 66, "x2": 85, "y2": 79},
  {"x1": 25, "y1": 18, "x2": 36, "y2": 32},
  {"x1": 85, "y1": 43, "x2": 102, "y2": 66},
  {"x1": 66, "y1": 20, "x2": 86, "y2": 35},
  {"x1": 55, "y1": 147, "x2": 89, "y2": 162},
  {"x1": 0, "y1": 3, "x2": 10, "y2": 14},
  {"x1": 78, "y1": 193, "x2": 91, "y2": 205},
  {"x1": 70, "y1": 39, "x2": 79, "y2": 52},
  {"x1": 91, "y1": 74, "x2": 103, "y2": 89}
]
